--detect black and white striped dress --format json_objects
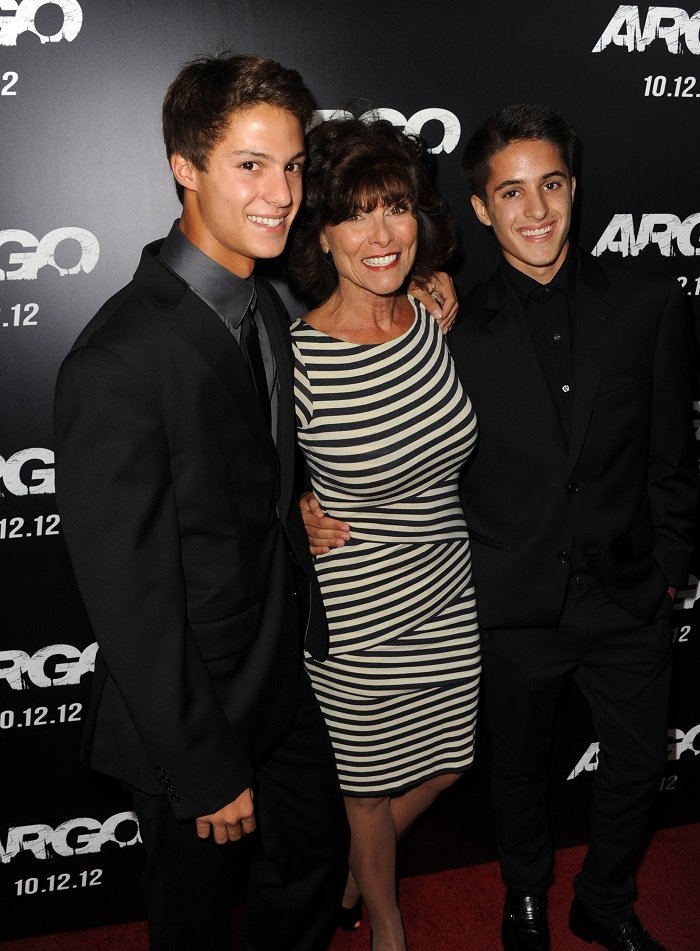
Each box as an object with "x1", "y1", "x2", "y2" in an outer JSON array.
[{"x1": 292, "y1": 298, "x2": 480, "y2": 795}]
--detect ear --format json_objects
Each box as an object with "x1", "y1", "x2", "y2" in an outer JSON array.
[
  {"x1": 170, "y1": 153, "x2": 198, "y2": 194},
  {"x1": 570, "y1": 176, "x2": 577, "y2": 204},
  {"x1": 319, "y1": 231, "x2": 330, "y2": 255},
  {"x1": 471, "y1": 193, "x2": 492, "y2": 227}
]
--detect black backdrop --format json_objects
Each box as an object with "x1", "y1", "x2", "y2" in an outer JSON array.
[{"x1": 2, "y1": 1, "x2": 699, "y2": 940}]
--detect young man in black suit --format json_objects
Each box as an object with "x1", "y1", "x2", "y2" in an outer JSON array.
[
  {"x1": 451, "y1": 104, "x2": 697, "y2": 951},
  {"x1": 53, "y1": 54, "x2": 348, "y2": 951}
]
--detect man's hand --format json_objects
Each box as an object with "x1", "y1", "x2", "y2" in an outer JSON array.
[
  {"x1": 409, "y1": 271, "x2": 459, "y2": 334},
  {"x1": 195, "y1": 787, "x2": 255, "y2": 844},
  {"x1": 299, "y1": 490, "x2": 351, "y2": 556}
]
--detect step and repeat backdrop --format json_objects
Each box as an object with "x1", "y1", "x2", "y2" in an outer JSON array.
[{"x1": 2, "y1": 0, "x2": 699, "y2": 940}]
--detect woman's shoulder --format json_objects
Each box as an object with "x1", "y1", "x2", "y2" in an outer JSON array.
[
  {"x1": 290, "y1": 305, "x2": 326, "y2": 336},
  {"x1": 407, "y1": 294, "x2": 442, "y2": 339}
]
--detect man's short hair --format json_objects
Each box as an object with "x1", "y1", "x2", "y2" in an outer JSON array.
[
  {"x1": 461, "y1": 103, "x2": 577, "y2": 201},
  {"x1": 162, "y1": 52, "x2": 316, "y2": 201}
]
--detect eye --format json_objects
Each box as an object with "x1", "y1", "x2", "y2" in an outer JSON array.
[
  {"x1": 502, "y1": 189, "x2": 520, "y2": 200},
  {"x1": 388, "y1": 203, "x2": 409, "y2": 215},
  {"x1": 543, "y1": 180, "x2": 561, "y2": 190},
  {"x1": 239, "y1": 161, "x2": 259, "y2": 172},
  {"x1": 286, "y1": 162, "x2": 304, "y2": 174}
]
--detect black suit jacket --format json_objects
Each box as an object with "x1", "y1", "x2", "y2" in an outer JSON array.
[
  {"x1": 54, "y1": 241, "x2": 327, "y2": 819},
  {"x1": 449, "y1": 249, "x2": 697, "y2": 629}
]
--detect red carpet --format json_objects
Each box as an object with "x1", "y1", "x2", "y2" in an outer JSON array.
[{"x1": 4, "y1": 824, "x2": 698, "y2": 950}]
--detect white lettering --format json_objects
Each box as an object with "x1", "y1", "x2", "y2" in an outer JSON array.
[
  {"x1": 0, "y1": 228, "x2": 99, "y2": 280},
  {"x1": 311, "y1": 107, "x2": 461, "y2": 155},
  {"x1": 593, "y1": 5, "x2": 700, "y2": 53},
  {"x1": 0, "y1": 812, "x2": 140, "y2": 863},
  {"x1": 675, "y1": 573, "x2": 700, "y2": 609},
  {"x1": 591, "y1": 213, "x2": 700, "y2": 257},
  {"x1": 567, "y1": 741, "x2": 600, "y2": 780},
  {"x1": 0, "y1": 642, "x2": 97, "y2": 690},
  {"x1": 569, "y1": 725, "x2": 700, "y2": 779},
  {"x1": 667, "y1": 723, "x2": 700, "y2": 759},
  {"x1": 0, "y1": 0, "x2": 83, "y2": 47},
  {"x1": 0, "y1": 448, "x2": 54, "y2": 496}
]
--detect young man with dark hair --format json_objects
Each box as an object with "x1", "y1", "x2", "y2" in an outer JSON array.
[
  {"x1": 54, "y1": 53, "x2": 346, "y2": 951},
  {"x1": 452, "y1": 103, "x2": 697, "y2": 951}
]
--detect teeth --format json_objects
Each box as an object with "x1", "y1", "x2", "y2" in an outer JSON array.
[
  {"x1": 363, "y1": 253, "x2": 398, "y2": 266},
  {"x1": 521, "y1": 225, "x2": 553, "y2": 237},
  {"x1": 249, "y1": 215, "x2": 284, "y2": 226}
]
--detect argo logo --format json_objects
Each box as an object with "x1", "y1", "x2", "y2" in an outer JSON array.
[
  {"x1": 0, "y1": 228, "x2": 99, "y2": 281},
  {"x1": 568, "y1": 723, "x2": 700, "y2": 779},
  {"x1": 675, "y1": 573, "x2": 700, "y2": 610},
  {"x1": 0, "y1": 642, "x2": 97, "y2": 690},
  {"x1": 0, "y1": 449, "x2": 54, "y2": 496},
  {"x1": 313, "y1": 107, "x2": 461, "y2": 155},
  {"x1": 668, "y1": 723, "x2": 700, "y2": 759},
  {"x1": 592, "y1": 213, "x2": 700, "y2": 257},
  {"x1": 1, "y1": 812, "x2": 140, "y2": 863},
  {"x1": 593, "y1": 6, "x2": 700, "y2": 53},
  {"x1": 0, "y1": 0, "x2": 83, "y2": 46}
]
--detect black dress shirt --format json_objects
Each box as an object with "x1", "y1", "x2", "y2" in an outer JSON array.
[
  {"x1": 504, "y1": 250, "x2": 576, "y2": 439},
  {"x1": 504, "y1": 250, "x2": 588, "y2": 571},
  {"x1": 158, "y1": 221, "x2": 278, "y2": 438}
]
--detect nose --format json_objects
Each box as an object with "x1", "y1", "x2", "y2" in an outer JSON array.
[
  {"x1": 367, "y1": 209, "x2": 392, "y2": 246},
  {"x1": 524, "y1": 188, "x2": 548, "y2": 220},
  {"x1": 265, "y1": 169, "x2": 293, "y2": 208}
]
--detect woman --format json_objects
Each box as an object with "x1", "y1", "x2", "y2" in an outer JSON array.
[{"x1": 287, "y1": 117, "x2": 479, "y2": 951}]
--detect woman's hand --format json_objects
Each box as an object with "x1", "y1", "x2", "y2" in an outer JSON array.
[
  {"x1": 409, "y1": 271, "x2": 459, "y2": 334},
  {"x1": 299, "y1": 491, "x2": 351, "y2": 555}
]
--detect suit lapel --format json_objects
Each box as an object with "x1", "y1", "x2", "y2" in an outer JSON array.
[
  {"x1": 154, "y1": 279, "x2": 280, "y2": 482},
  {"x1": 567, "y1": 254, "x2": 613, "y2": 468},
  {"x1": 257, "y1": 280, "x2": 295, "y2": 518}
]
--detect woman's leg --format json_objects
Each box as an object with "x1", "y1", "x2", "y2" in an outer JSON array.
[
  {"x1": 344, "y1": 772, "x2": 462, "y2": 949},
  {"x1": 344, "y1": 794, "x2": 405, "y2": 951},
  {"x1": 343, "y1": 771, "x2": 462, "y2": 908},
  {"x1": 391, "y1": 771, "x2": 462, "y2": 839}
]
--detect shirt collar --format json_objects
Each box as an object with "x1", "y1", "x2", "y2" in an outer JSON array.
[
  {"x1": 502, "y1": 245, "x2": 576, "y2": 309},
  {"x1": 157, "y1": 220, "x2": 255, "y2": 329}
]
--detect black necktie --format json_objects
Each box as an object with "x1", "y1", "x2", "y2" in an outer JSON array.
[{"x1": 239, "y1": 288, "x2": 271, "y2": 426}]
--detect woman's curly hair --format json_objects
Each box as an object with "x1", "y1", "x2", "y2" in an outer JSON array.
[{"x1": 287, "y1": 115, "x2": 457, "y2": 306}]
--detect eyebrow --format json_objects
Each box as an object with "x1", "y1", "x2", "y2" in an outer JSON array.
[
  {"x1": 493, "y1": 169, "x2": 568, "y2": 193},
  {"x1": 227, "y1": 149, "x2": 307, "y2": 163}
]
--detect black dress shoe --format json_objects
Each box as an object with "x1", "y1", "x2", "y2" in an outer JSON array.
[
  {"x1": 502, "y1": 892, "x2": 549, "y2": 950},
  {"x1": 569, "y1": 897, "x2": 666, "y2": 950}
]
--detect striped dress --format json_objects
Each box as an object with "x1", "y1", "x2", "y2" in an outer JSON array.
[{"x1": 292, "y1": 298, "x2": 480, "y2": 795}]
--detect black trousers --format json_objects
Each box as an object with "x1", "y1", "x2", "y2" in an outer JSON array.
[
  {"x1": 482, "y1": 571, "x2": 673, "y2": 926},
  {"x1": 131, "y1": 674, "x2": 348, "y2": 951}
]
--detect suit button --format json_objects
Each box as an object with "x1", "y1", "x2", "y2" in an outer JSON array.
[
  {"x1": 558, "y1": 551, "x2": 571, "y2": 565},
  {"x1": 567, "y1": 482, "x2": 580, "y2": 494}
]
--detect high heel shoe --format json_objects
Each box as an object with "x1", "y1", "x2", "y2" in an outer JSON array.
[{"x1": 338, "y1": 896, "x2": 363, "y2": 931}]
